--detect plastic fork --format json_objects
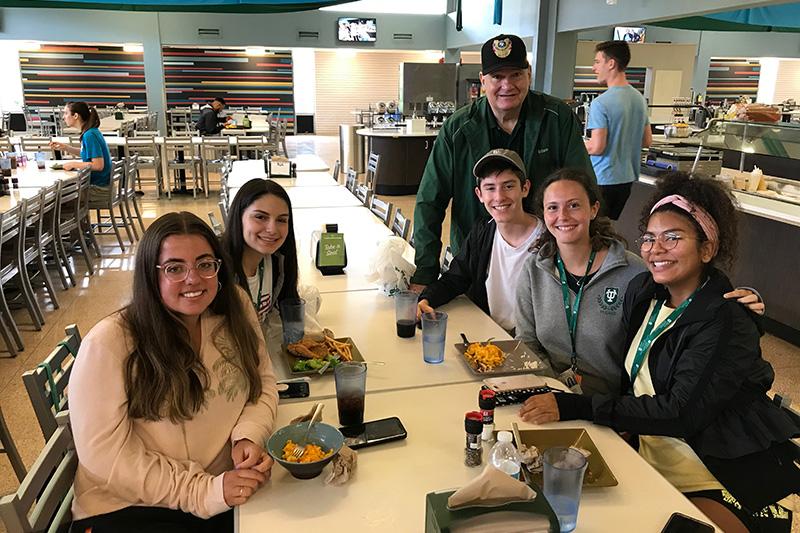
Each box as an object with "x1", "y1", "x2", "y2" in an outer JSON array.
[{"x1": 291, "y1": 403, "x2": 324, "y2": 459}]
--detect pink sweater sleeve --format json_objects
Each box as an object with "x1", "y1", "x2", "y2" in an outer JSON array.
[
  {"x1": 69, "y1": 316, "x2": 226, "y2": 519},
  {"x1": 231, "y1": 290, "x2": 279, "y2": 445}
]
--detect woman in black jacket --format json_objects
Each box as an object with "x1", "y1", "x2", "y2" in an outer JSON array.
[{"x1": 520, "y1": 172, "x2": 800, "y2": 532}]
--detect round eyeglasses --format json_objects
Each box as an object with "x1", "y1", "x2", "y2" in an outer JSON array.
[
  {"x1": 156, "y1": 259, "x2": 221, "y2": 282},
  {"x1": 636, "y1": 232, "x2": 696, "y2": 253}
]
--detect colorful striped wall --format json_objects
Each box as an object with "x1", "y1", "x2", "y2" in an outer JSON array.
[
  {"x1": 705, "y1": 58, "x2": 760, "y2": 105},
  {"x1": 19, "y1": 44, "x2": 146, "y2": 107},
  {"x1": 573, "y1": 66, "x2": 647, "y2": 100},
  {"x1": 162, "y1": 47, "x2": 294, "y2": 125}
]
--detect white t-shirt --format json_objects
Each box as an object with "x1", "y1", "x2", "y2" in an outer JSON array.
[
  {"x1": 247, "y1": 258, "x2": 273, "y2": 324},
  {"x1": 625, "y1": 300, "x2": 722, "y2": 493},
  {"x1": 485, "y1": 220, "x2": 543, "y2": 331}
]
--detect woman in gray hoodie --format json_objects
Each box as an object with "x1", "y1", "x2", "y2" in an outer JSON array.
[{"x1": 514, "y1": 168, "x2": 644, "y2": 396}]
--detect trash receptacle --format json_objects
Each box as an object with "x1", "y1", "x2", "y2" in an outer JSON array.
[{"x1": 339, "y1": 124, "x2": 365, "y2": 173}]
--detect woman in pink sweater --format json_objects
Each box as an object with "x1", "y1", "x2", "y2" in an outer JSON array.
[{"x1": 68, "y1": 212, "x2": 279, "y2": 532}]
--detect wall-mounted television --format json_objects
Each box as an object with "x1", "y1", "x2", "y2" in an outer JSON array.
[
  {"x1": 613, "y1": 26, "x2": 646, "y2": 43},
  {"x1": 338, "y1": 17, "x2": 377, "y2": 43}
]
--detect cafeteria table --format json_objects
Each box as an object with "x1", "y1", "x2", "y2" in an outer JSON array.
[
  {"x1": 237, "y1": 381, "x2": 719, "y2": 532},
  {"x1": 0, "y1": 187, "x2": 46, "y2": 212},
  {"x1": 229, "y1": 184, "x2": 362, "y2": 209},
  {"x1": 290, "y1": 206, "x2": 414, "y2": 293},
  {"x1": 9, "y1": 161, "x2": 77, "y2": 188},
  {"x1": 267, "y1": 292, "x2": 510, "y2": 399},
  {"x1": 228, "y1": 160, "x2": 337, "y2": 189}
]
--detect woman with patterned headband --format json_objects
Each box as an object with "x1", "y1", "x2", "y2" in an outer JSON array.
[{"x1": 521, "y1": 172, "x2": 800, "y2": 532}]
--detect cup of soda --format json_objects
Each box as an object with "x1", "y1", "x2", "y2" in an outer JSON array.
[
  {"x1": 35, "y1": 152, "x2": 46, "y2": 170},
  {"x1": 421, "y1": 311, "x2": 448, "y2": 364},
  {"x1": 394, "y1": 290, "x2": 418, "y2": 338},
  {"x1": 334, "y1": 361, "x2": 366, "y2": 426},
  {"x1": 543, "y1": 446, "x2": 588, "y2": 532},
  {"x1": 279, "y1": 298, "x2": 305, "y2": 345}
]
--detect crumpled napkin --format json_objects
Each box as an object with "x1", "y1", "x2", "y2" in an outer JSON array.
[
  {"x1": 447, "y1": 465, "x2": 536, "y2": 509},
  {"x1": 289, "y1": 406, "x2": 357, "y2": 485}
]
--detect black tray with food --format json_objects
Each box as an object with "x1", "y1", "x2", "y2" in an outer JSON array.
[
  {"x1": 454, "y1": 339, "x2": 547, "y2": 376},
  {"x1": 284, "y1": 336, "x2": 363, "y2": 375}
]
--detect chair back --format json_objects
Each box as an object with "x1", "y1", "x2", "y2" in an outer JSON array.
[
  {"x1": 57, "y1": 176, "x2": 80, "y2": 232},
  {"x1": 369, "y1": 196, "x2": 393, "y2": 227},
  {"x1": 39, "y1": 182, "x2": 61, "y2": 245},
  {"x1": 331, "y1": 159, "x2": 341, "y2": 183},
  {"x1": 164, "y1": 137, "x2": 197, "y2": 162},
  {"x1": 133, "y1": 130, "x2": 160, "y2": 138},
  {"x1": 0, "y1": 137, "x2": 13, "y2": 152},
  {"x1": 21, "y1": 137, "x2": 53, "y2": 158},
  {"x1": 391, "y1": 208, "x2": 411, "y2": 240},
  {"x1": 345, "y1": 168, "x2": 358, "y2": 193},
  {"x1": 110, "y1": 159, "x2": 126, "y2": 204},
  {"x1": 441, "y1": 245, "x2": 454, "y2": 273},
  {"x1": 125, "y1": 137, "x2": 159, "y2": 158},
  {"x1": 76, "y1": 168, "x2": 92, "y2": 220},
  {"x1": 125, "y1": 155, "x2": 139, "y2": 194},
  {"x1": 22, "y1": 324, "x2": 80, "y2": 440},
  {"x1": 208, "y1": 212, "x2": 224, "y2": 236},
  {"x1": 365, "y1": 152, "x2": 380, "y2": 191},
  {"x1": 218, "y1": 200, "x2": 229, "y2": 224},
  {"x1": 0, "y1": 420, "x2": 78, "y2": 533},
  {"x1": 21, "y1": 191, "x2": 44, "y2": 252},
  {"x1": 355, "y1": 183, "x2": 371, "y2": 207}
]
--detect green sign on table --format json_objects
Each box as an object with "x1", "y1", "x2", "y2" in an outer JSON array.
[{"x1": 318, "y1": 232, "x2": 345, "y2": 267}]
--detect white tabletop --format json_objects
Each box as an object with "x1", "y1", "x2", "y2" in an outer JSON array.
[
  {"x1": 357, "y1": 127, "x2": 439, "y2": 138},
  {"x1": 268, "y1": 292, "x2": 509, "y2": 398},
  {"x1": 237, "y1": 382, "x2": 718, "y2": 532},
  {"x1": 222, "y1": 114, "x2": 270, "y2": 135},
  {"x1": 0, "y1": 186, "x2": 45, "y2": 212},
  {"x1": 271, "y1": 172, "x2": 339, "y2": 189},
  {"x1": 10, "y1": 161, "x2": 78, "y2": 188},
  {"x1": 293, "y1": 154, "x2": 330, "y2": 172},
  {"x1": 228, "y1": 161, "x2": 338, "y2": 190},
  {"x1": 291, "y1": 206, "x2": 407, "y2": 294}
]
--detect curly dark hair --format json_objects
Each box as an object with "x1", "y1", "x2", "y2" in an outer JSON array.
[
  {"x1": 640, "y1": 171, "x2": 738, "y2": 271},
  {"x1": 532, "y1": 167, "x2": 626, "y2": 258}
]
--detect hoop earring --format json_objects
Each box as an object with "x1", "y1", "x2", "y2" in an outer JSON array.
[{"x1": 217, "y1": 281, "x2": 222, "y2": 291}]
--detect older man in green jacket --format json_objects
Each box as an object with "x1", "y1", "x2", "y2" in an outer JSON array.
[{"x1": 410, "y1": 34, "x2": 594, "y2": 289}]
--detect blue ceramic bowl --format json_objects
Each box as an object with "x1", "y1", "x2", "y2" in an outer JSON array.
[{"x1": 267, "y1": 421, "x2": 344, "y2": 479}]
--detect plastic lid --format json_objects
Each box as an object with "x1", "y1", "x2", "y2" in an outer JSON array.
[{"x1": 497, "y1": 431, "x2": 513, "y2": 443}]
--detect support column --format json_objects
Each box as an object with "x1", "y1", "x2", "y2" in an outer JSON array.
[
  {"x1": 142, "y1": 13, "x2": 168, "y2": 134},
  {"x1": 529, "y1": 0, "x2": 578, "y2": 99},
  {"x1": 444, "y1": 47, "x2": 461, "y2": 64}
]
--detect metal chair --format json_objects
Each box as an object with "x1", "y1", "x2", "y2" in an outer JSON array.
[
  {"x1": 124, "y1": 136, "x2": 163, "y2": 196},
  {"x1": 200, "y1": 137, "x2": 231, "y2": 197},
  {"x1": 0, "y1": 404, "x2": 26, "y2": 483},
  {"x1": 0, "y1": 204, "x2": 39, "y2": 354},
  {"x1": 22, "y1": 324, "x2": 81, "y2": 440},
  {"x1": 38, "y1": 182, "x2": 70, "y2": 291},
  {"x1": 234, "y1": 135, "x2": 269, "y2": 161},
  {"x1": 441, "y1": 245, "x2": 454, "y2": 273},
  {"x1": 365, "y1": 152, "x2": 381, "y2": 192},
  {"x1": 123, "y1": 155, "x2": 146, "y2": 238},
  {"x1": 54, "y1": 175, "x2": 92, "y2": 285},
  {"x1": 369, "y1": 196, "x2": 393, "y2": 227},
  {"x1": 218, "y1": 200, "x2": 229, "y2": 225},
  {"x1": 391, "y1": 208, "x2": 411, "y2": 240},
  {"x1": 345, "y1": 168, "x2": 358, "y2": 193},
  {"x1": 164, "y1": 138, "x2": 202, "y2": 199},
  {"x1": 0, "y1": 137, "x2": 13, "y2": 153},
  {"x1": 133, "y1": 130, "x2": 160, "y2": 138},
  {"x1": 0, "y1": 414, "x2": 77, "y2": 533},
  {"x1": 76, "y1": 168, "x2": 101, "y2": 262},
  {"x1": 167, "y1": 108, "x2": 193, "y2": 136},
  {"x1": 19, "y1": 189, "x2": 61, "y2": 322},
  {"x1": 21, "y1": 137, "x2": 54, "y2": 159},
  {"x1": 208, "y1": 212, "x2": 224, "y2": 236},
  {"x1": 90, "y1": 160, "x2": 132, "y2": 251},
  {"x1": 355, "y1": 183, "x2": 372, "y2": 207},
  {"x1": 331, "y1": 159, "x2": 341, "y2": 183}
]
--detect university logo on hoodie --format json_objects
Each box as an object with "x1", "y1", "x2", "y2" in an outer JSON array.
[{"x1": 597, "y1": 286, "x2": 622, "y2": 313}]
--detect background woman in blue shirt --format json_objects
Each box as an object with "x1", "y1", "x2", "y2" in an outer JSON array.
[{"x1": 50, "y1": 101, "x2": 112, "y2": 203}]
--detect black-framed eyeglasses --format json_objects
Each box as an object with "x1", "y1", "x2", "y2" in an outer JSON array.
[
  {"x1": 156, "y1": 259, "x2": 221, "y2": 282},
  {"x1": 636, "y1": 232, "x2": 696, "y2": 252}
]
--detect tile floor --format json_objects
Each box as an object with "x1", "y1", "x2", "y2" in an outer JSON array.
[{"x1": 0, "y1": 135, "x2": 797, "y2": 531}]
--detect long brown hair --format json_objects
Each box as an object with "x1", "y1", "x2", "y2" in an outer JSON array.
[
  {"x1": 121, "y1": 212, "x2": 263, "y2": 422},
  {"x1": 533, "y1": 168, "x2": 625, "y2": 258},
  {"x1": 66, "y1": 101, "x2": 100, "y2": 140}
]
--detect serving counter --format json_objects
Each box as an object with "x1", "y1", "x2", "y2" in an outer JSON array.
[{"x1": 356, "y1": 128, "x2": 437, "y2": 195}]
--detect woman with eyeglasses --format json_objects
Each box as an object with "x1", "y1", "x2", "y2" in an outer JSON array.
[
  {"x1": 68, "y1": 212, "x2": 278, "y2": 533},
  {"x1": 514, "y1": 168, "x2": 763, "y2": 396},
  {"x1": 222, "y1": 179, "x2": 300, "y2": 344},
  {"x1": 521, "y1": 173, "x2": 798, "y2": 532}
]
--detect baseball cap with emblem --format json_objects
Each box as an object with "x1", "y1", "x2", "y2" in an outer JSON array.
[
  {"x1": 473, "y1": 148, "x2": 527, "y2": 183},
  {"x1": 481, "y1": 34, "x2": 529, "y2": 75}
]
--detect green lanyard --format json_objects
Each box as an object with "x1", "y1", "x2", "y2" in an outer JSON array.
[
  {"x1": 629, "y1": 295, "x2": 695, "y2": 384},
  {"x1": 251, "y1": 259, "x2": 265, "y2": 313},
  {"x1": 555, "y1": 250, "x2": 596, "y2": 373}
]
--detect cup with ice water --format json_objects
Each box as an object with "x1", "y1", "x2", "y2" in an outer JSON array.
[
  {"x1": 279, "y1": 298, "x2": 305, "y2": 345},
  {"x1": 543, "y1": 446, "x2": 588, "y2": 532},
  {"x1": 421, "y1": 311, "x2": 447, "y2": 364}
]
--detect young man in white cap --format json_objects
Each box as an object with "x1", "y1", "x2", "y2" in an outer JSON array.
[
  {"x1": 411, "y1": 34, "x2": 593, "y2": 291},
  {"x1": 417, "y1": 148, "x2": 543, "y2": 333}
]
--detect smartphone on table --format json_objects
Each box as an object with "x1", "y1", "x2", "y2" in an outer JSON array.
[
  {"x1": 339, "y1": 416, "x2": 407, "y2": 449},
  {"x1": 661, "y1": 512, "x2": 715, "y2": 533}
]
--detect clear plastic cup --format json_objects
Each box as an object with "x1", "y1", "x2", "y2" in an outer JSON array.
[
  {"x1": 543, "y1": 446, "x2": 588, "y2": 532},
  {"x1": 421, "y1": 311, "x2": 447, "y2": 364},
  {"x1": 35, "y1": 152, "x2": 46, "y2": 170},
  {"x1": 334, "y1": 361, "x2": 366, "y2": 426},
  {"x1": 279, "y1": 298, "x2": 305, "y2": 345},
  {"x1": 394, "y1": 290, "x2": 418, "y2": 338}
]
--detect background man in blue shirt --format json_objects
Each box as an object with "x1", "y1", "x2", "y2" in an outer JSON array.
[{"x1": 584, "y1": 40, "x2": 652, "y2": 220}]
